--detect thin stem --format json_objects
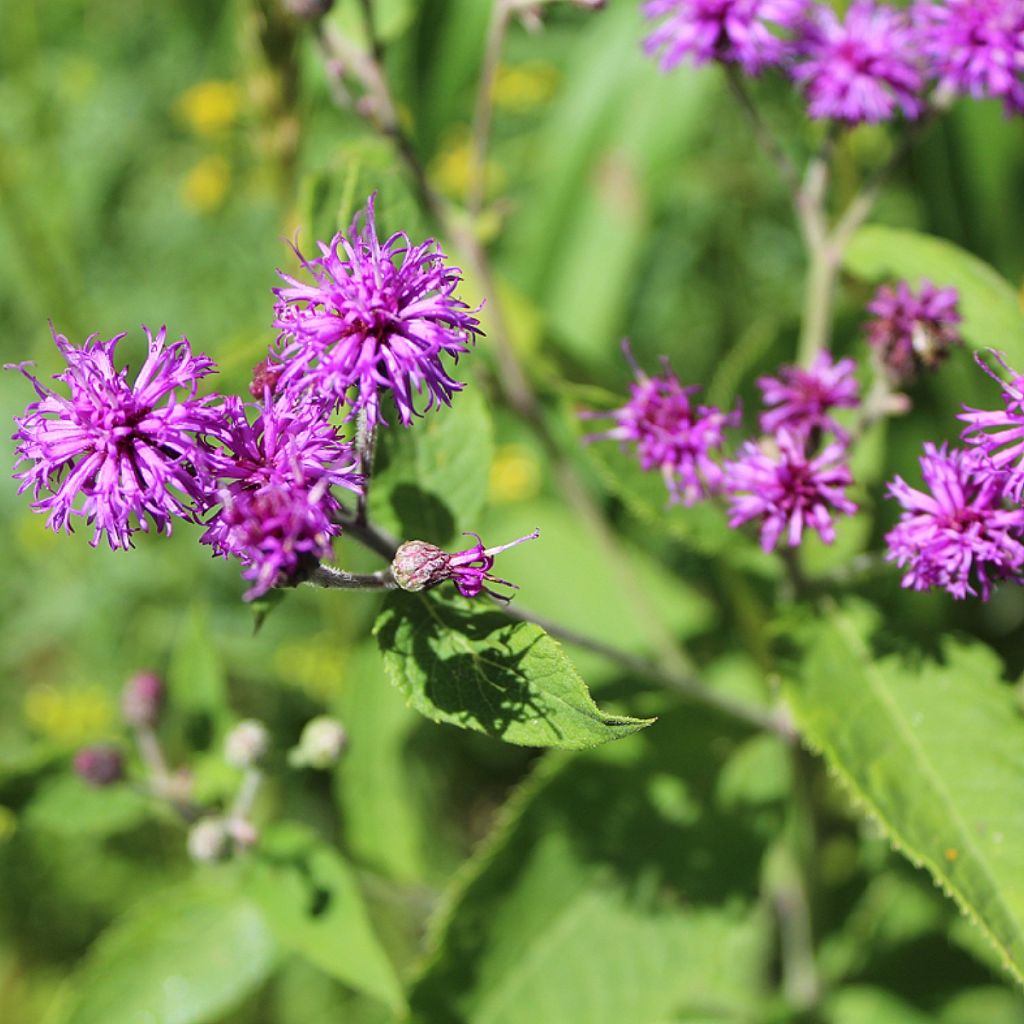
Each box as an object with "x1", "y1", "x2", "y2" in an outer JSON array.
[
  {"x1": 307, "y1": 563, "x2": 397, "y2": 589},
  {"x1": 795, "y1": 147, "x2": 835, "y2": 368},
  {"x1": 230, "y1": 767, "x2": 263, "y2": 823},
  {"x1": 354, "y1": 407, "x2": 378, "y2": 526},
  {"x1": 468, "y1": 0, "x2": 512, "y2": 217}
]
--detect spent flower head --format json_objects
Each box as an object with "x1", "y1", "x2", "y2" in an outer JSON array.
[
  {"x1": 885, "y1": 442, "x2": 1024, "y2": 599},
  {"x1": 959, "y1": 350, "x2": 1024, "y2": 502},
  {"x1": 915, "y1": 0, "x2": 1024, "y2": 114},
  {"x1": 790, "y1": 0, "x2": 925, "y2": 122},
  {"x1": 641, "y1": 0, "x2": 809, "y2": 74},
  {"x1": 9, "y1": 326, "x2": 220, "y2": 550},
  {"x1": 757, "y1": 352, "x2": 859, "y2": 440},
  {"x1": 200, "y1": 395, "x2": 362, "y2": 599},
  {"x1": 724, "y1": 429, "x2": 857, "y2": 550},
  {"x1": 225, "y1": 720, "x2": 271, "y2": 768},
  {"x1": 271, "y1": 194, "x2": 482, "y2": 427},
  {"x1": 866, "y1": 279, "x2": 962, "y2": 381},
  {"x1": 121, "y1": 672, "x2": 165, "y2": 729},
  {"x1": 391, "y1": 530, "x2": 540, "y2": 601},
  {"x1": 582, "y1": 342, "x2": 739, "y2": 505}
]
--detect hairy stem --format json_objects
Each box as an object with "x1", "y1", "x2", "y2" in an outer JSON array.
[
  {"x1": 468, "y1": 0, "x2": 512, "y2": 217},
  {"x1": 354, "y1": 407, "x2": 378, "y2": 526},
  {"x1": 307, "y1": 563, "x2": 397, "y2": 589}
]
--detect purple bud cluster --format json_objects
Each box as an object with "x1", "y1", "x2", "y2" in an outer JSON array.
[
  {"x1": 643, "y1": 0, "x2": 1024, "y2": 121},
  {"x1": 8, "y1": 195, "x2": 498, "y2": 600},
  {"x1": 585, "y1": 345, "x2": 860, "y2": 551}
]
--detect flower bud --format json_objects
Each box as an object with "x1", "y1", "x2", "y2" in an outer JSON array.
[
  {"x1": 121, "y1": 672, "x2": 165, "y2": 729},
  {"x1": 224, "y1": 720, "x2": 270, "y2": 768},
  {"x1": 391, "y1": 540, "x2": 451, "y2": 592},
  {"x1": 187, "y1": 817, "x2": 229, "y2": 863},
  {"x1": 73, "y1": 744, "x2": 125, "y2": 787},
  {"x1": 226, "y1": 818, "x2": 260, "y2": 850},
  {"x1": 289, "y1": 716, "x2": 348, "y2": 770}
]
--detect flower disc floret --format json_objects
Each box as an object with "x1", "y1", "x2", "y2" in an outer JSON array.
[
  {"x1": 583, "y1": 344, "x2": 739, "y2": 505},
  {"x1": 915, "y1": 0, "x2": 1024, "y2": 114},
  {"x1": 271, "y1": 194, "x2": 482, "y2": 427},
  {"x1": 201, "y1": 395, "x2": 362, "y2": 599},
  {"x1": 9, "y1": 326, "x2": 220, "y2": 549},
  {"x1": 757, "y1": 352, "x2": 859, "y2": 439},
  {"x1": 866, "y1": 279, "x2": 962, "y2": 381},
  {"x1": 642, "y1": 0, "x2": 809, "y2": 73},
  {"x1": 885, "y1": 442, "x2": 1024, "y2": 599},
  {"x1": 724, "y1": 429, "x2": 857, "y2": 550},
  {"x1": 790, "y1": 0, "x2": 925, "y2": 122}
]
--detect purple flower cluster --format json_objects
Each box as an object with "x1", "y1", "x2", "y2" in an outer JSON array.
[
  {"x1": 642, "y1": 0, "x2": 1024, "y2": 122},
  {"x1": 7, "y1": 193, "x2": 516, "y2": 601},
  {"x1": 271, "y1": 195, "x2": 482, "y2": 427},
  {"x1": 585, "y1": 346, "x2": 859, "y2": 550},
  {"x1": 866, "y1": 279, "x2": 962, "y2": 381}
]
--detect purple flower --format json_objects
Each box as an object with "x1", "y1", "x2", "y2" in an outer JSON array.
[
  {"x1": 271, "y1": 194, "x2": 482, "y2": 427},
  {"x1": 724, "y1": 429, "x2": 857, "y2": 549},
  {"x1": 201, "y1": 395, "x2": 362, "y2": 599},
  {"x1": 959, "y1": 351, "x2": 1024, "y2": 502},
  {"x1": 790, "y1": 1, "x2": 925, "y2": 123},
  {"x1": 866, "y1": 279, "x2": 962, "y2": 381},
  {"x1": 885, "y1": 442, "x2": 1024, "y2": 599},
  {"x1": 757, "y1": 352, "x2": 859, "y2": 439},
  {"x1": 641, "y1": 0, "x2": 809, "y2": 73},
  {"x1": 582, "y1": 344, "x2": 739, "y2": 505},
  {"x1": 915, "y1": 0, "x2": 1024, "y2": 114},
  {"x1": 9, "y1": 326, "x2": 220, "y2": 550},
  {"x1": 73, "y1": 745, "x2": 125, "y2": 787}
]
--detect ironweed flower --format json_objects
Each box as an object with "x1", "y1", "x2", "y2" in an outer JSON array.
[
  {"x1": 757, "y1": 352, "x2": 859, "y2": 440},
  {"x1": 915, "y1": 0, "x2": 1024, "y2": 114},
  {"x1": 582, "y1": 343, "x2": 739, "y2": 505},
  {"x1": 9, "y1": 326, "x2": 220, "y2": 550},
  {"x1": 201, "y1": 395, "x2": 362, "y2": 599},
  {"x1": 885, "y1": 442, "x2": 1024, "y2": 599},
  {"x1": 391, "y1": 530, "x2": 540, "y2": 601},
  {"x1": 790, "y1": 0, "x2": 925, "y2": 122},
  {"x1": 959, "y1": 351, "x2": 1024, "y2": 502},
  {"x1": 271, "y1": 194, "x2": 482, "y2": 427},
  {"x1": 866, "y1": 279, "x2": 962, "y2": 381},
  {"x1": 724, "y1": 429, "x2": 857, "y2": 549},
  {"x1": 641, "y1": 0, "x2": 808, "y2": 74}
]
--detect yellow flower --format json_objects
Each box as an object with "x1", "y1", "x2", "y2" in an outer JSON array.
[
  {"x1": 23, "y1": 684, "x2": 115, "y2": 745},
  {"x1": 175, "y1": 80, "x2": 241, "y2": 137},
  {"x1": 272, "y1": 638, "x2": 346, "y2": 698},
  {"x1": 430, "y1": 128, "x2": 505, "y2": 201},
  {"x1": 488, "y1": 444, "x2": 542, "y2": 504},
  {"x1": 493, "y1": 62, "x2": 559, "y2": 113},
  {"x1": 181, "y1": 156, "x2": 231, "y2": 214}
]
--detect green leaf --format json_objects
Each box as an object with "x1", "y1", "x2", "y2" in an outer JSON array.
[
  {"x1": 246, "y1": 824, "x2": 405, "y2": 1014},
  {"x1": 25, "y1": 775, "x2": 151, "y2": 837},
  {"x1": 166, "y1": 603, "x2": 229, "y2": 731},
  {"x1": 825, "y1": 986, "x2": 933, "y2": 1024},
  {"x1": 788, "y1": 602, "x2": 1024, "y2": 986},
  {"x1": 65, "y1": 876, "x2": 278, "y2": 1024},
  {"x1": 374, "y1": 590, "x2": 653, "y2": 749},
  {"x1": 843, "y1": 225, "x2": 1024, "y2": 362},
  {"x1": 409, "y1": 709, "x2": 771, "y2": 1023},
  {"x1": 369, "y1": 385, "x2": 494, "y2": 545}
]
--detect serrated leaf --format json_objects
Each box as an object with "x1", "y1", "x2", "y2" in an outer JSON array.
[
  {"x1": 409, "y1": 709, "x2": 771, "y2": 1023},
  {"x1": 369, "y1": 386, "x2": 494, "y2": 546},
  {"x1": 843, "y1": 225, "x2": 1024, "y2": 363},
  {"x1": 788, "y1": 602, "x2": 1024, "y2": 986},
  {"x1": 374, "y1": 591, "x2": 653, "y2": 749},
  {"x1": 64, "y1": 876, "x2": 277, "y2": 1024},
  {"x1": 246, "y1": 823, "x2": 405, "y2": 1014}
]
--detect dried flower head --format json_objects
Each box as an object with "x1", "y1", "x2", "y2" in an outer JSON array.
[
  {"x1": 582, "y1": 343, "x2": 739, "y2": 505},
  {"x1": 121, "y1": 672, "x2": 165, "y2": 729},
  {"x1": 9, "y1": 326, "x2": 220, "y2": 550},
  {"x1": 757, "y1": 352, "x2": 859, "y2": 440},
  {"x1": 73, "y1": 744, "x2": 125, "y2": 787},
  {"x1": 866, "y1": 279, "x2": 962, "y2": 381},
  {"x1": 271, "y1": 194, "x2": 482, "y2": 427},
  {"x1": 885, "y1": 442, "x2": 1024, "y2": 599},
  {"x1": 201, "y1": 395, "x2": 362, "y2": 599},
  {"x1": 224, "y1": 719, "x2": 271, "y2": 768},
  {"x1": 289, "y1": 716, "x2": 348, "y2": 770},
  {"x1": 641, "y1": 0, "x2": 808, "y2": 74},
  {"x1": 724, "y1": 429, "x2": 857, "y2": 549},
  {"x1": 790, "y1": 0, "x2": 925, "y2": 122}
]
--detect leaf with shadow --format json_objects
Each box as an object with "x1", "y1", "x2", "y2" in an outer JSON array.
[{"x1": 374, "y1": 591, "x2": 653, "y2": 749}]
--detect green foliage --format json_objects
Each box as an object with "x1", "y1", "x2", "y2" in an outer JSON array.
[
  {"x1": 374, "y1": 590, "x2": 653, "y2": 749},
  {"x1": 844, "y1": 224, "x2": 1024, "y2": 362},
  {"x1": 63, "y1": 876, "x2": 278, "y2": 1024},
  {"x1": 789, "y1": 602, "x2": 1024, "y2": 986}
]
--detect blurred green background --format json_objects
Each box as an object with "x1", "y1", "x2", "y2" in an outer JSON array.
[{"x1": 3, "y1": 1, "x2": 1024, "y2": 1022}]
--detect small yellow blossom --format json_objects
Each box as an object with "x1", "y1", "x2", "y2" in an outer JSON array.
[
  {"x1": 181, "y1": 156, "x2": 231, "y2": 214},
  {"x1": 175, "y1": 80, "x2": 241, "y2": 137},
  {"x1": 23, "y1": 684, "x2": 115, "y2": 745},
  {"x1": 272, "y1": 638, "x2": 346, "y2": 698},
  {"x1": 430, "y1": 129, "x2": 505, "y2": 201},
  {"x1": 488, "y1": 444, "x2": 542, "y2": 504},
  {"x1": 493, "y1": 62, "x2": 559, "y2": 113}
]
